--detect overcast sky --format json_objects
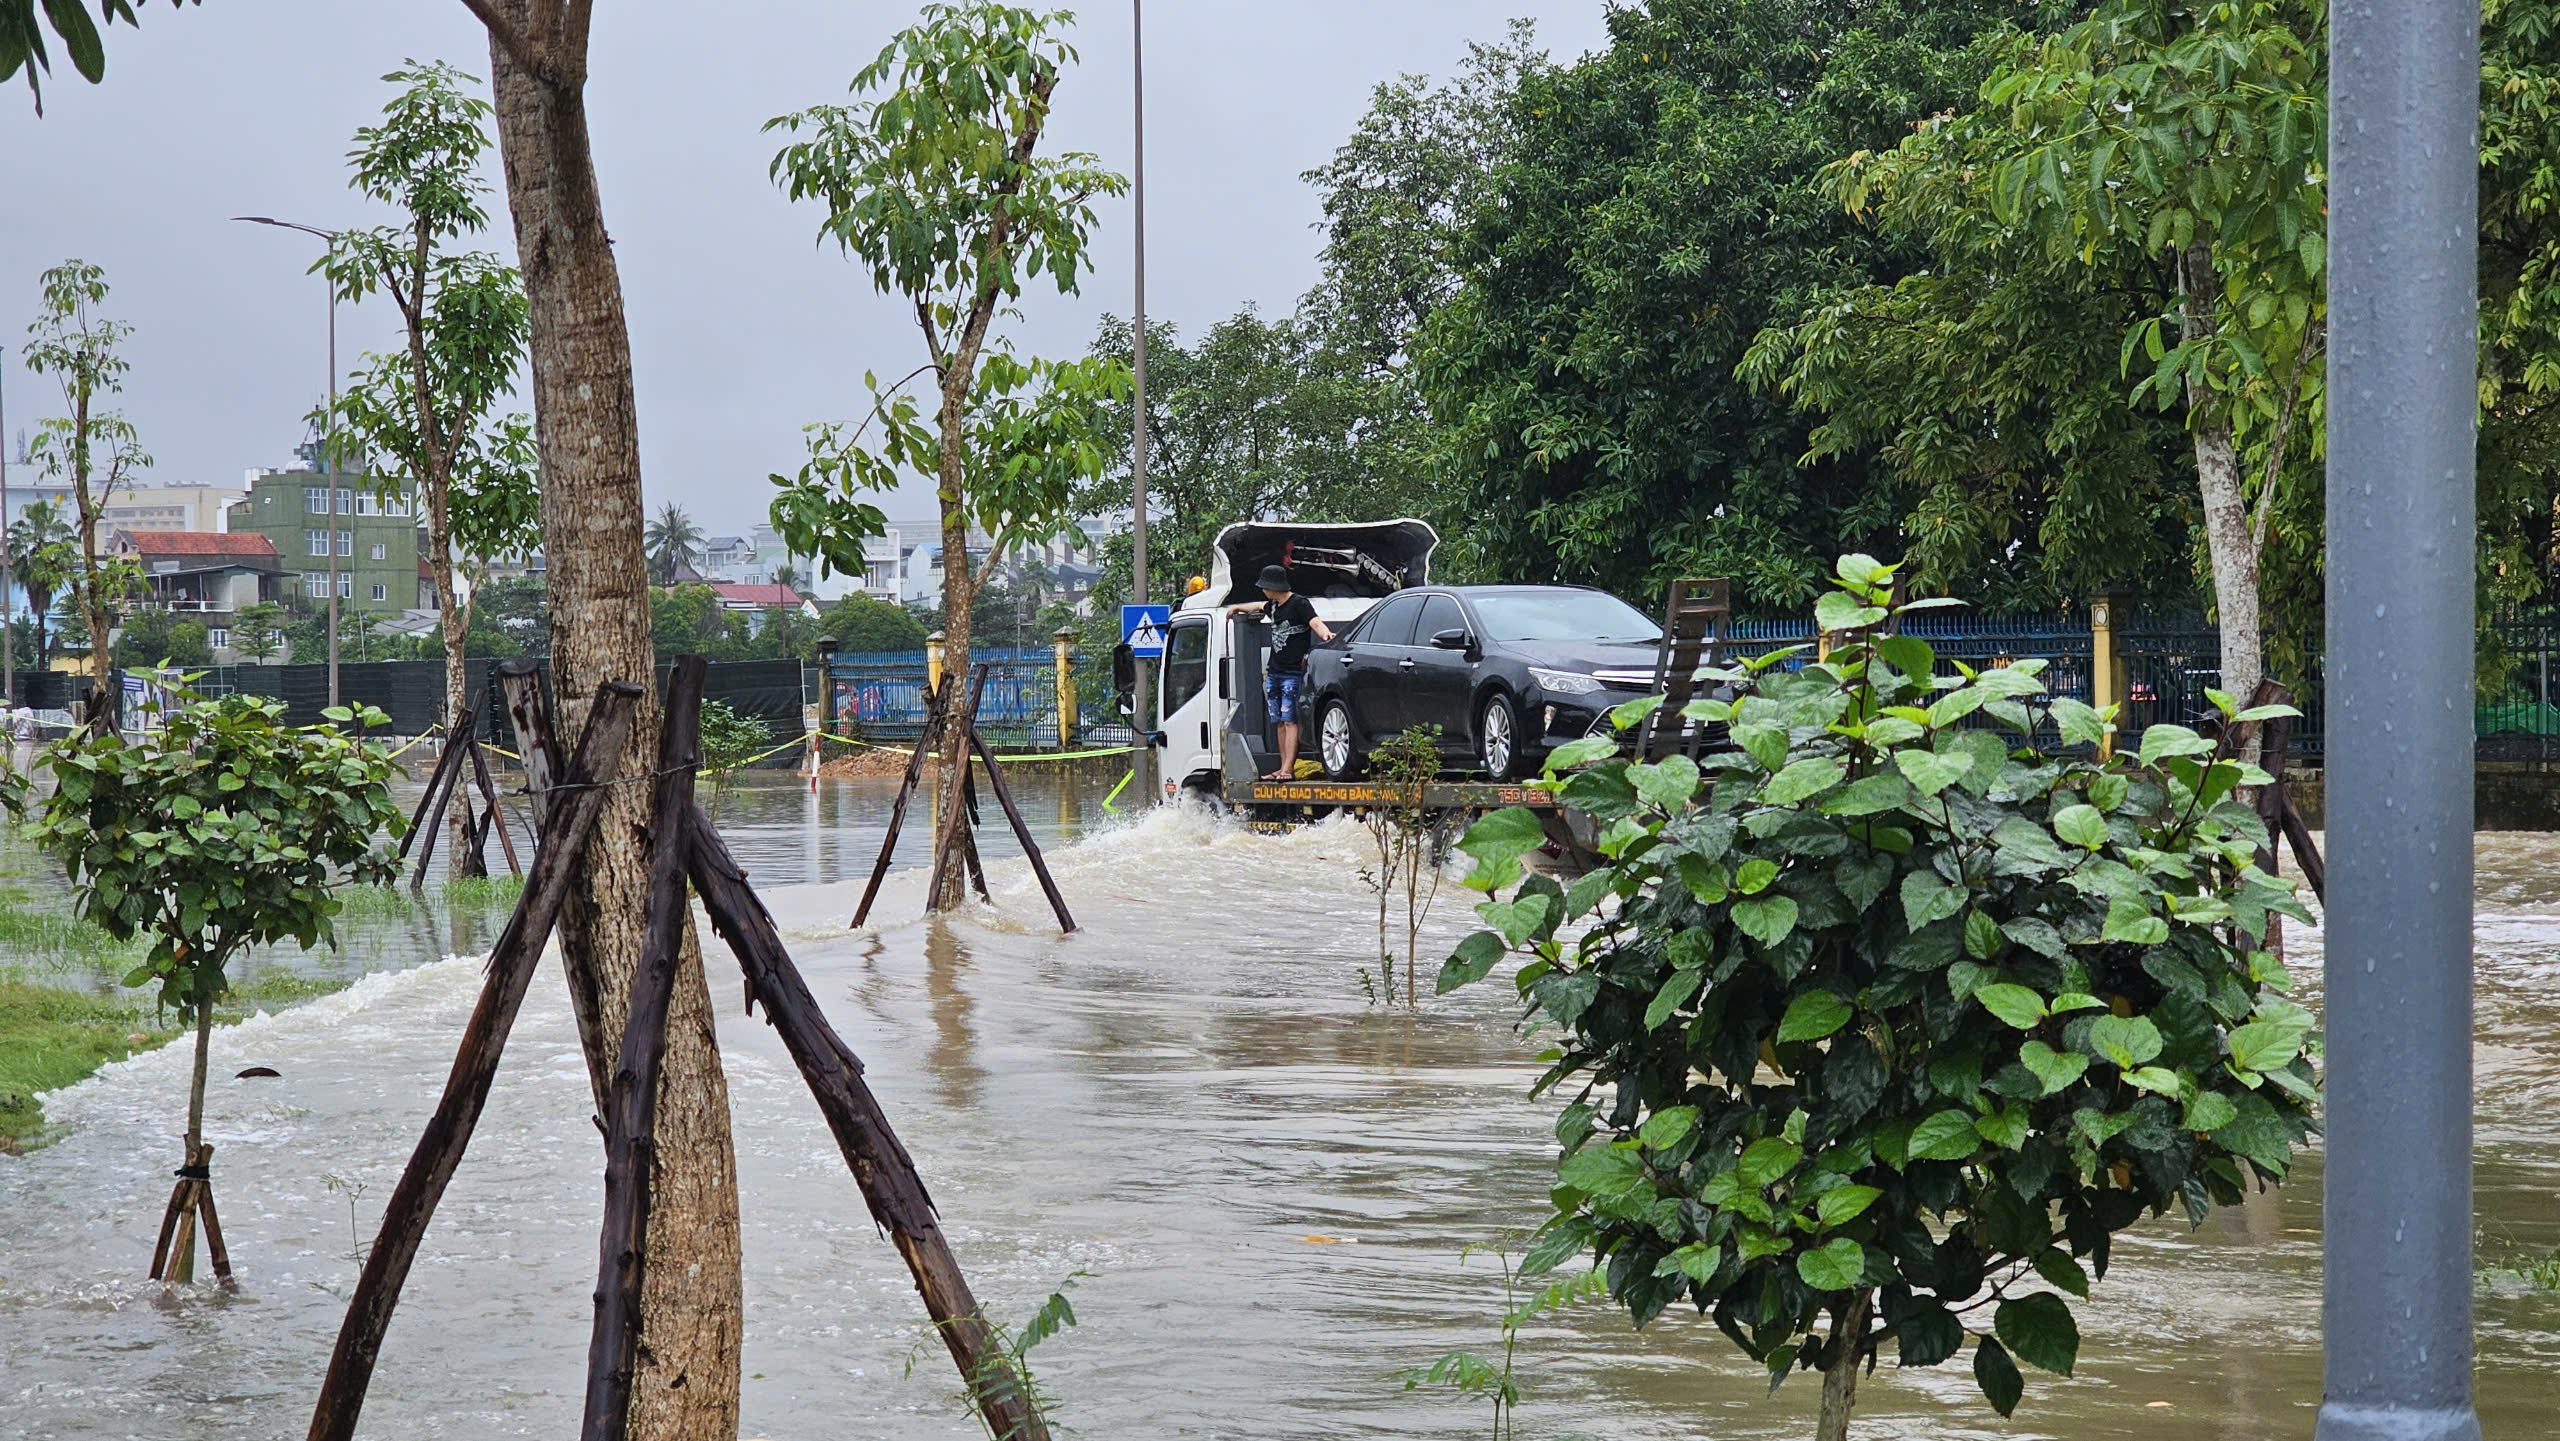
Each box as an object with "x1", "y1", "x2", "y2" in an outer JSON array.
[{"x1": 2, "y1": 1, "x2": 1611, "y2": 539}]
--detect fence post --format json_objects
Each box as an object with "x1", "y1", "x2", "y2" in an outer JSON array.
[
  {"x1": 814, "y1": 636, "x2": 838, "y2": 735},
  {"x1": 2088, "y1": 590, "x2": 2124, "y2": 759},
  {"x1": 1053, "y1": 626, "x2": 1075, "y2": 752},
  {"x1": 925, "y1": 630, "x2": 945, "y2": 698}
]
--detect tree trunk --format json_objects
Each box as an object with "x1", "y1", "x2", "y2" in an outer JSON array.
[
  {"x1": 932, "y1": 390, "x2": 976, "y2": 908},
  {"x1": 486, "y1": 18, "x2": 744, "y2": 1441},
  {"x1": 2177, "y1": 242, "x2": 2265, "y2": 715},
  {"x1": 69, "y1": 390, "x2": 115, "y2": 723},
  {"x1": 173, "y1": 964, "x2": 218, "y2": 1284},
  {"x1": 1814, "y1": 1288, "x2": 1872, "y2": 1441},
  {"x1": 428, "y1": 481, "x2": 483, "y2": 878}
]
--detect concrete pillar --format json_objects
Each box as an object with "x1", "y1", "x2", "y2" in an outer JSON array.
[{"x1": 2088, "y1": 590, "x2": 2126, "y2": 760}]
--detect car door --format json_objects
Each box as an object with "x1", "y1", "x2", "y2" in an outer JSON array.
[
  {"x1": 1403, "y1": 592, "x2": 1476, "y2": 746},
  {"x1": 1156, "y1": 615, "x2": 1213, "y2": 767},
  {"x1": 1345, "y1": 593, "x2": 1422, "y2": 735}
]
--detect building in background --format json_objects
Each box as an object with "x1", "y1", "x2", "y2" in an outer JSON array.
[
  {"x1": 225, "y1": 466, "x2": 421, "y2": 615},
  {"x1": 705, "y1": 580, "x2": 816, "y2": 634},
  {"x1": 103, "y1": 483, "x2": 243, "y2": 534},
  {"x1": 105, "y1": 530, "x2": 283, "y2": 660}
]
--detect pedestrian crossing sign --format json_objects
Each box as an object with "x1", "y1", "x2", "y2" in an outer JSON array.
[{"x1": 1122, "y1": 603, "x2": 1172, "y2": 657}]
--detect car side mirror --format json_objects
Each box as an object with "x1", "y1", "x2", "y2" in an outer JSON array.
[
  {"x1": 1429, "y1": 627, "x2": 1472, "y2": 651},
  {"x1": 1110, "y1": 642, "x2": 1134, "y2": 697}
]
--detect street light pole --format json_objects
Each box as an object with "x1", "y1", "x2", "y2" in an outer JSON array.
[
  {"x1": 235, "y1": 216, "x2": 342, "y2": 707},
  {"x1": 2, "y1": 355, "x2": 13, "y2": 708},
  {"x1": 1129, "y1": 0, "x2": 1156, "y2": 804},
  {"x1": 2316, "y1": 0, "x2": 2482, "y2": 1437}
]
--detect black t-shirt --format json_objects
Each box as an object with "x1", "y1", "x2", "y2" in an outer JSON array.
[{"x1": 1265, "y1": 594, "x2": 1319, "y2": 673}]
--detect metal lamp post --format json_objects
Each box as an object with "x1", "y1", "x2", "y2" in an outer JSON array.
[
  {"x1": 1129, "y1": 0, "x2": 1156, "y2": 804},
  {"x1": 235, "y1": 215, "x2": 343, "y2": 707},
  {"x1": 2317, "y1": 0, "x2": 2483, "y2": 1437}
]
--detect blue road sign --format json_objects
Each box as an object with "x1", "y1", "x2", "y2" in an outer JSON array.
[{"x1": 1121, "y1": 603, "x2": 1172, "y2": 658}]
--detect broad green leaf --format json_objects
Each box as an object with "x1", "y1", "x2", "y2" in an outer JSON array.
[
  {"x1": 2088, "y1": 773, "x2": 2129, "y2": 812},
  {"x1": 2031, "y1": 1248, "x2": 2091, "y2": 1299},
  {"x1": 1641, "y1": 1105, "x2": 1699, "y2": 1152},
  {"x1": 1974, "y1": 983, "x2": 2049, "y2": 1029},
  {"x1": 1815, "y1": 590, "x2": 1887, "y2": 633},
  {"x1": 1458, "y1": 807, "x2": 1547, "y2": 867},
  {"x1": 2018, "y1": 1040, "x2": 2090, "y2": 1095},
  {"x1": 1775, "y1": 990, "x2": 1852, "y2": 1044},
  {"x1": 1544, "y1": 734, "x2": 1619, "y2": 772},
  {"x1": 1557, "y1": 1145, "x2": 1648, "y2": 1198},
  {"x1": 1630, "y1": 754, "x2": 1701, "y2": 810},
  {"x1": 1964, "y1": 909, "x2": 2002, "y2": 959},
  {"x1": 1814, "y1": 1184, "x2": 1882, "y2": 1229},
  {"x1": 1974, "y1": 1336, "x2": 2024, "y2": 1416},
  {"x1": 2101, "y1": 894, "x2": 2169, "y2": 945},
  {"x1": 1734, "y1": 722, "x2": 1788, "y2": 774},
  {"x1": 1796, "y1": 1237, "x2": 1867, "y2": 1291},
  {"x1": 2138, "y1": 724, "x2": 2215, "y2": 765},
  {"x1": 1478, "y1": 892, "x2": 1555, "y2": 945},
  {"x1": 1738, "y1": 1136, "x2": 1803, "y2": 1189},
  {"x1": 2049, "y1": 698, "x2": 2108, "y2": 747},
  {"x1": 1995, "y1": 1292, "x2": 2079, "y2": 1376},
  {"x1": 1894, "y1": 747, "x2": 1975, "y2": 796},
  {"x1": 2122, "y1": 1066, "x2": 2182, "y2": 1095},
  {"x1": 1900, "y1": 870, "x2": 1965, "y2": 930},
  {"x1": 1736, "y1": 857, "x2": 1779, "y2": 894},
  {"x1": 1907, "y1": 1108, "x2": 1980, "y2": 1162},
  {"x1": 1820, "y1": 773, "x2": 1914, "y2": 816},
  {"x1": 1608, "y1": 693, "x2": 1667, "y2": 731},
  {"x1": 1644, "y1": 968, "x2": 1702, "y2": 1030},
  {"x1": 2225, "y1": 1018, "x2": 2309, "y2": 1073},
  {"x1": 2182, "y1": 1090, "x2": 2241, "y2": 1132},
  {"x1": 1974, "y1": 1106, "x2": 2030, "y2": 1150},
  {"x1": 2052, "y1": 804, "x2": 2108, "y2": 850},
  {"x1": 2087, "y1": 1014, "x2": 2165, "y2": 1068},
  {"x1": 1435, "y1": 931, "x2": 1506, "y2": 994},
  {"x1": 1732, "y1": 894, "x2": 1799, "y2": 947},
  {"x1": 1763, "y1": 755, "x2": 1845, "y2": 807}
]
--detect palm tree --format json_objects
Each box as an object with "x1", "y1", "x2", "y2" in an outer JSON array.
[
  {"x1": 644, "y1": 503, "x2": 704, "y2": 586},
  {"x1": 7, "y1": 501, "x2": 74, "y2": 668}
]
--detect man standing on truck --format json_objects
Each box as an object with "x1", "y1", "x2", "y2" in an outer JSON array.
[{"x1": 1227, "y1": 563, "x2": 1333, "y2": 781}]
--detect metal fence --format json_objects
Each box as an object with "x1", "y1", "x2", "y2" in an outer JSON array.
[
  {"x1": 1723, "y1": 610, "x2": 2098, "y2": 751},
  {"x1": 823, "y1": 653, "x2": 1071, "y2": 750}
]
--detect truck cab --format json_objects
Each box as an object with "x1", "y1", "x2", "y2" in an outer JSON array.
[{"x1": 1131, "y1": 520, "x2": 1437, "y2": 803}]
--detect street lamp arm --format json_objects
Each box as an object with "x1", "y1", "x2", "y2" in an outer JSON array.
[{"x1": 232, "y1": 215, "x2": 336, "y2": 243}]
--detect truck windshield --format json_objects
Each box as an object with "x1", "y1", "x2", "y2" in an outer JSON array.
[{"x1": 1468, "y1": 591, "x2": 1662, "y2": 644}]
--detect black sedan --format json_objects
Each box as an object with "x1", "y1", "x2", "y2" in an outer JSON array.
[{"x1": 1302, "y1": 584, "x2": 1668, "y2": 782}]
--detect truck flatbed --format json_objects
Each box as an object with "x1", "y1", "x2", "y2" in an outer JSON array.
[{"x1": 1218, "y1": 734, "x2": 1562, "y2": 811}]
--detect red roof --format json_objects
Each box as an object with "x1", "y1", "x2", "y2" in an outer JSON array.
[
  {"x1": 117, "y1": 530, "x2": 278, "y2": 558},
  {"x1": 706, "y1": 581, "x2": 806, "y2": 608}
]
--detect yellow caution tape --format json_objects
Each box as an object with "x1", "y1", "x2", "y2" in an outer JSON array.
[{"x1": 812, "y1": 729, "x2": 1137, "y2": 764}]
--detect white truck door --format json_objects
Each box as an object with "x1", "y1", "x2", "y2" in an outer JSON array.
[{"x1": 1155, "y1": 613, "x2": 1216, "y2": 787}]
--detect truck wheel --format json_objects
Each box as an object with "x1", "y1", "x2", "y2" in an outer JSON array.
[
  {"x1": 1319, "y1": 697, "x2": 1364, "y2": 779},
  {"x1": 1478, "y1": 692, "x2": 1524, "y2": 781}
]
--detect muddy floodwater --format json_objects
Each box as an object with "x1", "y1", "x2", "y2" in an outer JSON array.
[{"x1": 3, "y1": 771, "x2": 2557, "y2": 1439}]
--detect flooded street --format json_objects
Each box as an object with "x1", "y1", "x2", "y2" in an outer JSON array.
[{"x1": 3, "y1": 771, "x2": 2557, "y2": 1439}]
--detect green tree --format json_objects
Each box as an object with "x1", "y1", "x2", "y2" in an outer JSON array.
[
  {"x1": 811, "y1": 592, "x2": 927, "y2": 655},
  {"x1": 320, "y1": 59, "x2": 540, "y2": 872},
  {"x1": 1, "y1": 0, "x2": 198, "y2": 113},
  {"x1": 229, "y1": 602, "x2": 286, "y2": 664},
  {"x1": 24, "y1": 259, "x2": 152, "y2": 718},
  {"x1": 649, "y1": 582, "x2": 738, "y2": 662},
  {"x1": 7, "y1": 691, "x2": 403, "y2": 1280},
  {"x1": 113, "y1": 607, "x2": 212, "y2": 668},
  {"x1": 466, "y1": 573, "x2": 546, "y2": 658},
  {"x1": 644, "y1": 502, "x2": 703, "y2": 584},
  {"x1": 766, "y1": 0, "x2": 1127, "y2": 906},
  {"x1": 5, "y1": 499, "x2": 73, "y2": 668},
  {"x1": 1419, "y1": 0, "x2": 2042, "y2": 609},
  {"x1": 1441, "y1": 556, "x2": 2316, "y2": 1440}
]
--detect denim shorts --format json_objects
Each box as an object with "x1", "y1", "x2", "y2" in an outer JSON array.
[{"x1": 1263, "y1": 669, "x2": 1303, "y2": 726}]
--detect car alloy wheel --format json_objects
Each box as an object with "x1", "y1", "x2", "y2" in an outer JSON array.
[
  {"x1": 1480, "y1": 693, "x2": 1518, "y2": 780},
  {"x1": 1320, "y1": 698, "x2": 1363, "y2": 779}
]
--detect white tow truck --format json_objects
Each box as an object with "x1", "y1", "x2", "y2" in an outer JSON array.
[{"x1": 1113, "y1": 519, "x2": 1585, "y2": 840}]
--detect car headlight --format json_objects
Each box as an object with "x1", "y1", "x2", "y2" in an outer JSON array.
[{"x1": 1529, "y1": 667, "x2": 1604, "y2": 696}]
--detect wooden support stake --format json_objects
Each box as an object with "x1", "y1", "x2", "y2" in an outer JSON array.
[
  {"x1": 397, "y1": 720, "x2": 472, "y2": 864},
  {"x1": 304, "y1": 683, "x2": 643, "y2": 1441},
  {"x1": 682, "y1": 803, "x2": 1048, "y2": 1441},
  {"x1": 580, "y1": 657, "x2": 705, "y2": 1441},
  {"x1": 470, "y1": 739, "x2": 523, "y2": 878},
  {"x1": 408, "y1": 702, "x2": 476, "y2": 889},
  {"x1": 958, "y1": 762, "x2": 991, "y2": 902},
  {"x1": 494, "y1": 661, "x2": 558, "y2": 834},
  {"x1": 924, "y1": 666, "x2": 992, "y2": 914},
  {"x1": 851, "y1": 674, "x2": 951, "y2": 928},
  {"x1": 967, "y1": 729, "x2": 1075, "y2": 934}
]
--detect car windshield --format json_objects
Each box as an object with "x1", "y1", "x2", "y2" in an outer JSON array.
[{"x1": 1468, "y1": 590, "x2": 1662, "y2": 644}]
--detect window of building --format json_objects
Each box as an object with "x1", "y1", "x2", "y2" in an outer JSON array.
[
  {"x1": 308, "y1": 528, "x2": 331, "y2": 557},
  {"x1": 370, "y1": 583, "x2": 387, "y2": 602},
  {"x1": 338, "y1": 572, "x2": 353, "y2": 598},
  {"x1": 305, "y1": 572, "x2": 329, "y2": 598},
  {"x1": 207, "y1": 628, "x2": 229, "y2": 649},
  {"x1": 371, "y1": 543, "x2": 387, "y2": 561},
  {"x1": 336, "y1": 487, "x2": 354, "y2": 515},
  {"x1": 338, "y1": 530, "x2": 353, "y2": 557},
  {"x1": 354, "y1": 492, "x2": 377, "y2": 516},
  {"x1": 306, "y1": 487, "x2": 330, "y2": 514}
]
